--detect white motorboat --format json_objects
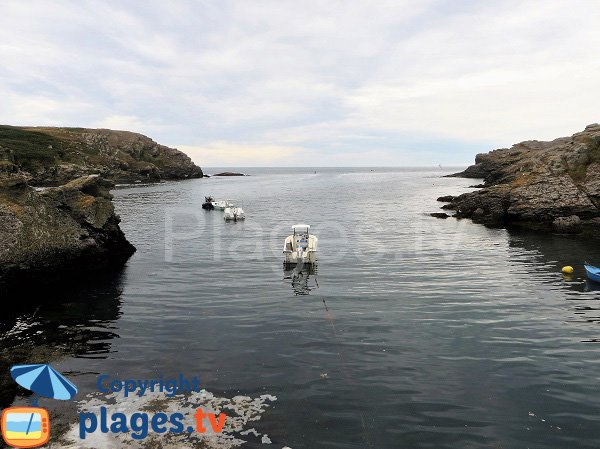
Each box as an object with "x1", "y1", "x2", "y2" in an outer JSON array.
[
  {"x1": 283, "y1": 224, "x2": 318, "y2": 266},
  {"x1": 212, "y1": 199, "x2": 233, "y2": 210},
  {"x1": 224, "y1": 200, "x2": 245, "y2": 222}
]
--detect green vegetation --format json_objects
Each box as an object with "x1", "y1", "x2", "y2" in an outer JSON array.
[
  {"x1": 0, "y1": 126, "x2": 67, "y2": 171},
  {"x1": 0, "y1": 125, "x2": 201, "y2": 183}
]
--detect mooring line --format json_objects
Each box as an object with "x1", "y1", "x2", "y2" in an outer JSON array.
[{"x1": 321, "y1": 297, "x2": 375, "y2": 449}]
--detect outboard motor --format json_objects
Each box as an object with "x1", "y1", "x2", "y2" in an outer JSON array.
[{"x1": 294, "y1": 247, "x2": 305, "y2": 272}]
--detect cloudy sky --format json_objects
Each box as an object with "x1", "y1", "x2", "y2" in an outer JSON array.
[{"x1": 1, "y1": 1, "x2": 599, "y2": 166}]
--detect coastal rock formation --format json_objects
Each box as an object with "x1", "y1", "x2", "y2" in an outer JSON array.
[
  {"x1": 441, "y1": 124, "x2": 600, "y2": 233},
  {"x1": 0, "y1": 125, "x2": 203, "y2": 185},
  {"x1": 0, "y1": 169, "x2": 135, "y2": 290},
  {"x1": 214, "y1": 172, "x2": 246, "y2": 176}
]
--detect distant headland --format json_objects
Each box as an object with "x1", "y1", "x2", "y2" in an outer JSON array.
[{"x1": 0, "y1": 125, "x2": 203, "y2": 185}]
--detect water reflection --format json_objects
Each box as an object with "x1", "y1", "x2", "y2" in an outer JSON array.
[
  {"x1": 283, "y1": 264, "x2": 319, "y2": 295},
  {"x1": 0, "y1": 271, "x2": 125, "y2": 408},
  {"x1": 507, "y1": 229, "x2": 600, "y2": 342},
  {"x1": 507, "y1": 229, "x2": 600, "y2": 295},
  {"x1": 585, "y1": 279, "x2": 600, "y2": 293}
]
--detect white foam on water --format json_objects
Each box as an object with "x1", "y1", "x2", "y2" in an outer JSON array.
[{"x1": 51, "y1": 389, "x2": 278, "y2": 449}]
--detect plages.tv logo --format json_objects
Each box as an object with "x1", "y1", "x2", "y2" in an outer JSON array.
[
  {"x1": 1, "y1": 364, "x2": 78, "y2": 448},
  {"x1": 78, "y1": 374, "x2": 228, "y2": 441}
]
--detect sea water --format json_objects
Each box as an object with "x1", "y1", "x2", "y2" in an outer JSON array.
[{"x1": 2, "y1": 167, "x2": 600, "y2": 449}]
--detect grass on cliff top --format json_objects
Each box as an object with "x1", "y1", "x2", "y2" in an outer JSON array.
[
  {"x1": 0, "y1": 125, "x2": 185, "y2": 176},
  {"x1": 0, "y1": 125, "x2": 69, "y2": 171}
]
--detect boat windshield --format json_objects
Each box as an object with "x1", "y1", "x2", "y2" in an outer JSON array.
[{"x1": 292, "y1": 224, "x2": 310, "y2": 235}]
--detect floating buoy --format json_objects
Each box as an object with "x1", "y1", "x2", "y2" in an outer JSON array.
[{"x1": 562, "y1": 266, "x2": 574, "y2": 274}]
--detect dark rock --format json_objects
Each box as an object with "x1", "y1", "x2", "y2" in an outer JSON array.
[
  {"x1": 0, "y1": 172, "x2": 135, "y2": 292},
  {"x1": 469, "y1": 184, "x2": 486, "y2": 188},
  {"x1": 430, "y1": 212, "x2": 450, "y2": 219},
  {"x1": 552, "y1": 215, "x2": 583, "y2": 234},
  {"x1": 213, "y1": 172, "x2": 245, "y2": 176},
  {"x1": 0, "y1": 146, "x2": 19, "y2": 176},
  {"x1": 451, "y1": 185, "x2": 511, "y2": 226},
  {"x1": 438, "y1": 124, "x2": 600, "y2": 233},
  {"x1": 0, "y1": 145, "x2": 14, "y2": 163},
  {"x1": 437, "y1": 195, "x2": 455, "y2": 202}
]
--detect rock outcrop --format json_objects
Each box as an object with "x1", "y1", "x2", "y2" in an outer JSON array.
[
  {"x1": 213, "y1": 172, "x2": 246, "y2": 176},
  {"x1": 0, "y1": 168, "x2": 135, "y2": 291},
  {"x1": 440, "y1": 124, "x2": 600, "y2": 233},
  {"x1": 0, "y1": 125, "x2": 203, "y2": 185}
]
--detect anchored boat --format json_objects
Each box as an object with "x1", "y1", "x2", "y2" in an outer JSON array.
[
  {"x1": 202, "y1": 196, "x2": 215, "y2": 210},
  {"x1": 585, "y1": 263, "x2": 600, "y2": 283},
  {"x1": 212, "y1": 199, "x2": 233, "y2": 210},
  {"x1": 224, "y1": 200, "x2": 245, "y2": 222},
  {"x1": 283, "y1": 224, "x2": 318, "y2": 266}
]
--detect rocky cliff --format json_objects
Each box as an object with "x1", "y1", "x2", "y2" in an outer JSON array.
[
  {"x1": 439, "y1": 124, "x2": 600, "y2": 233},
  {"x1": 0, "y1": 169, "x2": 135, "y2": 291},
  {"x1": 0, "y1": 125, "x2": 203, "y2": 185}
]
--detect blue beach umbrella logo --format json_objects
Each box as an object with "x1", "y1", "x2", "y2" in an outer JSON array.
[{"x1": 10, "y1": 364, "x2": 78, "y2": 401}]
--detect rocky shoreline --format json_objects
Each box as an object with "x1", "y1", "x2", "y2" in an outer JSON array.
[
  {"x1": 0, "y1": 171, "x2": 136, "y2": 293},
  {"x1": 436, "y1": 124, "x2": 600, "y2": 234},
  {"x1": 0, "y1": 125, "x2": 203, "y2": 185},
  {"x1": 0, "y1": 126, "x2": 206, "y2": 292}
]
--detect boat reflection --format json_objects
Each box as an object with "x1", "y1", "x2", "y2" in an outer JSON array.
[
  {"x1": 283, "y1": 264, "x2": 319, "y2": 296},
  {"x1": 585, "y1": 279, "x2": 600, "y2": 293}
]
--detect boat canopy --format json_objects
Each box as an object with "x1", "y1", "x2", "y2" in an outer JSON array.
[{"x1": 292, "y1": 224, "x2": 310, "y2": 232}]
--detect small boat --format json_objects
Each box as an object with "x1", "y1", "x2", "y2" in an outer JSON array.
[
  {"x1": 283, "y1": 224, "x2": 318, "y2": 266},
  {"x1": 202, "y1": 196, "x2": 215, "y2": 210},
  {"x1": 212, "y1": 199, "x2": 232, "y2": 210},
  {"x1": 224, "y1": 200, "x2": 245, "y2": 222},
  {"x1": 585, "y1": 263, "x2": 600, "y2": 283}
]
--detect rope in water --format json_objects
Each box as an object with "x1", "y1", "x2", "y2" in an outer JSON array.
[{"x1": 320, "y1": 296, "x2": 375, "y2": 449}]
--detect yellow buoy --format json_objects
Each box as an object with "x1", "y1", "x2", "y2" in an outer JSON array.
[{"x1": 562, "y1": 266, "x2": 574, "y2": 274}]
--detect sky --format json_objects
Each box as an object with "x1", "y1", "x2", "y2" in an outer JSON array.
[{"x1": 1, "y1": 1, "x2": 600, "y2": 167}]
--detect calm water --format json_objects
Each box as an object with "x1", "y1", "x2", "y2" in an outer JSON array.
[{"x1": 3, "y1": 167, "x2": 600, "y2": 449}]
